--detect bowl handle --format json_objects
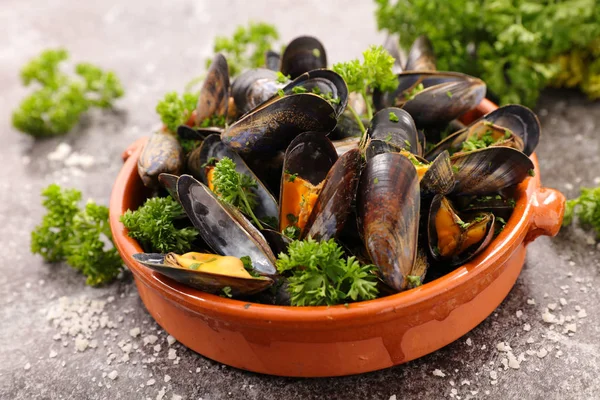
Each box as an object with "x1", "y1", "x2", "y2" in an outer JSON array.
[
  {"x1": 525, "y1": 187, "x2": 566, "y2": 244},
  {"x1": 121, "y1": 137, "x2": 148, "y2": 162}
]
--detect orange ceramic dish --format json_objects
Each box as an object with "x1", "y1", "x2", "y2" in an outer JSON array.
[{"x1": 109, "y1": 99, "x2": 565, "y2": 377}]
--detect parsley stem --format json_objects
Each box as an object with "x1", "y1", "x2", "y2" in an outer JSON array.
[
  {"x1": 361, "y1": 89, "x2": 373, "y2": 121},
  {"x1": 346, "y1": 104, "x2": 366, "y2": 135},
  {"x1": 240, "y1": 190, "x2": 263, "y2": 230}
]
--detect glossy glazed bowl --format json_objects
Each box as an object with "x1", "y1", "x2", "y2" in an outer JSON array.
[{"x1": 109, "y1": 99, "x2": 565, "y2": 377}]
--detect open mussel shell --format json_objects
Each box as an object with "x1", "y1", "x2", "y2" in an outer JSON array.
[
  {"x1": 451, "y1": 147, "x2": 534, "y2": 196},
  {"x1": 177, "y1": 175, "x2": 277, "y2": 275},
  {"x1": 383, "y1": 34, "x2": 404, "y2": 74},
  {"x1": 454, "y1": 194, "x2": 516, "y2": 221},
  {"x1": 280, "y1": 36, "x2": 327, "y2": 79},
  {"x1": 368, "y1": 107, "x2": 421, "y2": 155},
  {"x1": 187, "y1": 134, "x2": 279, "y2": 223},
  {"x1": 177, "y1": 125, "x2": 222, "y2": 141},
  {"x1": 279, "y1": 132, "x2": 338, "y2": 234},
  {"x1": 231, "y1": 68, "x2": 282, "y2": 117},
  {"x1": 425, "y1": 104, "x2": 539, "y2": 160},
  {"x1": 374, "y1": 71, "x2": 486, "y2": 127},
  {"x1": 138, "y1": 132, "x2": 184, "y2": 189},
  {"x1": 281, "y1": 69, "x2": 348, "y2": 118},
  {"x1": 265, "y1": 50, "x2": 280, "y2": 71},
  {"x1": 357, "y1": 153, "x2": 420, "y2": 292},
  {"x1": 405, "y1": 35, "x2": 436, "y2": 72},
  {"x1": 303, "y1": 148, "x2": 362, "y2": 241},
  {"x1": 427, "y1": 195, "x2": 496, "y2": 266},
  {"x1": 196, "y1": 53, "x2": 230, "y2": 125},
  {"x1": 133, "y1": 253, "x2": 272, "y2": 296},
  {"x1": 158, "y1": 173, "x2": 180, "y2": 201},
  {"x1": 421, "y1": 150, "x2": 455, "y2": 195},
  {"x1": 221, "y1": 93, "x2": 337, "y2": 155}
]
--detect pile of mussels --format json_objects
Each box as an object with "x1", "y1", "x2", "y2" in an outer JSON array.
[{"x1": 132, "y1": 35, "x2": 540, "y2": 303}]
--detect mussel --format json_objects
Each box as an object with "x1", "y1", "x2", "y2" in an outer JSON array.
[
  {"x1": 186, "y1": 134, "x2": 279, "y2": 224},
  {"x1": 425, "y1": 105, "x2": 540, "y2": 160},
  {"x1": 368, "y1": 107, "x2": 421, "y2": 155},
  {"x1": 280, "y1": 36, "x2": 327, "y2": 79},
  {"x1": 405, "y1": 35, "x2": 436, "y2": 72},
  {"x1": 374, "y1": 71, "x2": 486, "y2": 127},
  {"x1": 357, "y1": 153, "x2": 421, "y2": 291},
  {"x1": 177, "y1": 174, "x2": 277, "y2": 275},
  {"x1": 281, "y1": 69, "x2": 348, "y2": 118},
  {"x1": 221, "y1": 93, "x2": 337, "y2": 155},
  {"x1": 133, "y1": 252, "x2": 272, "y2": 296},
  {"x1": 196, "y1": 53, "x2": 230, "y2": 125},
  {"x1": 231, "y1": 68, "x2": 282, "y2": 117},
  {"x1": 138, "y1": 132, "x2": 184, "y2": 189},
  {"x1": 428, "y1": 195, "x2": 495, "y2": 266}
]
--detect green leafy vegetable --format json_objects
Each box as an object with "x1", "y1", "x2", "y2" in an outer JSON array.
[
  {"x1": 563, "y1": 186, "x2": 600, "y2": 238},
  {"x1": 461, "y1": 130, "x2": 500, "y2": 152},
  {"x1": 282, "y1": 225, "x2": 301, "y2": 240},
  {"x1": 388, "y1": 112, "x2": 399, "y2": 122},
  {"x1": 12, "y1": 49, "x2": 124, "y2": 137},
  {"x1": 208, "y1": 22, "x2": 279, "y2": 77},
  {"x1": 333, "y1": 45, "x2": 398, "y2": 138},
  {"x1": 276, "y1": 72, "x2": 290, "y2": 84},
  {"x1": 222, "y1": 286, "x2": 233, "y2": 298},
  {"x1": 31, "y1": 184, "x2": 122, "y2": 286},
  {"x1": 375, "y1": 0, "x2": 600, "y2": 106},
  {"x1": 155, "y1": 91, "x2": 198, "y2": 133},
  {"x1": 121, "y1": 196, "x2": 198, "y2": 253},
  {"x1": 211, "y1": 157, "x2": 263, "y2": 229},
  {"x1": 276, "y1": 238, "x2": 379, "y2": 306}
]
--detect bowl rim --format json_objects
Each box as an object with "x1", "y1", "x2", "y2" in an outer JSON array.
[{"x1": 110, "y1": 99, "x2": 541, "y2": 323}]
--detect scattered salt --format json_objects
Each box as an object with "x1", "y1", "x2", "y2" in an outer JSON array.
[
  {"x1": 107, "y1": 370, "x2": 118, "y2": 380},
  {"x1": 167, "y1": 335, "x2": 176, "y2": 346},
  {"x1": 523, "y1": 323, "x2": 531, "y2": 331},
  {"x1": 49, "y1": 350, "x2": 57, "y2": 358},
  {"x1": 516, "y1": 310, "x2": 523, "y2": 318},
  {"x1": 461, "y1": 380, "x2": 470, "y2": 386},
  {"x1": 168, "y1": 348, "x2": 177, "y2": 360},
  {"x1": 432, "y1": 369, "x2": 446, "y2": 377},
  {"x1": 489, "y1": 371, "x2": 497, "y2": 380},
  {"x1": 164, "y1": 375, "x2": 171, "y2": 383},
  {"x1": 564, "y1": 323, "x2": 577, "y2": 333},
  {"x1": 542, "y1": 309, "x2": 557, "y2": 323},
  {"x1": 527, "y1": 298, "x2": 536, "y2": 305},
  {"x1": 48, "y1": 143, "x2": 72, "y2": 162},
  {"x1": 389, "y1": 396, "x2": 397, "y2": 400},
  {"x1": 537, "y1": 348, "x2": 548, "y2": 358},
  {"x1": 24, "y1": 363, "x2": 31, "y2": 371},
  {"x1": 75, "y1": 337, "x2": 89, "y2": 352},
  {"x1": 496, "y1": 342, "x2": 512, "y2": 352},
  {"x1": 465, "y1": 338, "x2": 472, "y2": 346},
  {"x1": 156, "y1": 387, "x2": 166, "y2": 400},
  {"x1": 526, "y1": 337, "x2": 535, "y2": 344},
  {"x1": 147, "y1": 379, "x2": 156, "y2": 386},
  {"x1": 547, "y1": 303, "x2": 557, "y2": 311},
  {"x1": 559, "y1": 298, "x2": 568, "y2": 306},
  {"x1": 143, "y1": 335, "x2": 159, "y2": 345},
  {"x1": 577, "y1": 309, "x2": 587, "y2": 318},
  {"x1": 129, "y1": 327, "x2": 141, "y2": 338}
]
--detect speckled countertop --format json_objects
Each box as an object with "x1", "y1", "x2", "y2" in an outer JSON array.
[{"x1": 1, "y1": 1, "x2": 599, "y2": 399}]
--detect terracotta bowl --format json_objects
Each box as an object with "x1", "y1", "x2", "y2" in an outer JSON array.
[{"x1": 109, "y1": 99, "x2": 565, "y2": 377}]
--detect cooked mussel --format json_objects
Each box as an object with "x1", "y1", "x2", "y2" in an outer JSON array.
[
  {"x1": 451, "y1": 147, "x2": 534, "y2": 195},
  {"x1": 280, "y1": 36, "x2": 327, "y2": 79},
  {"x1": 281, "y1": 69, "x2": 348, "y2": 117},
  {"x1": 231, "y1": 68, "x2": 282, "y2": 117},
  {"x1": 405, "y1": 35, "x2": 436, "y2": 72},
  {"x1": 357, "y1": 153, "x2": 420, "y2": 291},
  {"x1": 265, "y1": 50, "x2": 280, "y2": 71},
  {"x1": 138, "y1": 132, "x2": 184, "y2": 189},
  {"x1": 221, "y1": 93, "x2": 337, "y2": 155},
  {"x1": 133, "y1": 252, "x2": 272, "y2": 296},
  {"x1": 368, "y1": 107, "x2": 421, "y2": 155},
  {"x1": 196, "y1": 53, "x2": 230, "y2": 125},
  {"x1": 373, "y1": 71, "x2": 486, "y2": 127},
  {"x1": 383, "y1": 34, "x2": 404, "y2": 74},
  {"x1": 279, "y1": 132, "x2": 338, "y2": 237},
  {"x1": 425, "y1": 105, "x2": 540, "y2": 160},
  {"x1": 177, "y1": 174, "x2": 277, "y2": 275},
  {"x1": 428, "y1": 195, "x2": 495, "y2": 266},
  {"x1": 186, "y1": 134, "x2": 278, "y2": 224}
]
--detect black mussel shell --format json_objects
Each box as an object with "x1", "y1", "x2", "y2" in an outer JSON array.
[
  {"x1": 187, "y1": 134, "x2": 279, "y2": 224},
  {"x1": 357, "y1": 153, "x2": 420, "y2": 291},
  {"x1": 133, "y1": 253, "x2": 272, "y2": 296},
  {"x1": 383, "y1": 34, "x2": 404, "y2": 74},
  {"x1": 265, "y1": 50, "x2": 280, "y2": 71},
  {"x1": 261, "y1": 229, "x2": 292, "y2": 256},
  {"x1": 303, "y1": 148, "x2": 362, "y2": 241},
  {"x1": 281, "y1": 69, "x2": 348, "y2": 117},
  {"x1": 177, "y1": 125, "x2": 222, "y2": 141},
  {"x1": 158, "y1": 173, "x2": 180, "y2": 201},
  {"x1": 280, "y1": 36, "x2": 327, "y2": 79},
  {"x1": 221, "y1": 93, "x2": 337, "y2": 155},
  {"x1": 138, "y1": 132, "x2": 184, "y2": 189},
  {"x1": 231, "y1": 68, "x2": 281, "y2": 117},
  {"x1": 421, "y1": 150, "x2": 455, "y2": 195},
  {"x1": 451, "y1": 147, "x2": 534, "y2": 196},
  {"x1": 368, "y1": 107, "x2": 421, "y2": 155},
  {"x1": 196, "y1": 53, "x2": 230, "y2": 125},
  {"x1": 405, "y1": 36, "x2": 436, "y2": 72},
  {"x1": 177, "y1": 175, "x2": 277, "y2": 275}
]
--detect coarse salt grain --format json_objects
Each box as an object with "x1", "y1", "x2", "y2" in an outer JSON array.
[
  {"x1": 75, "y1": 337, "x2": 89, "y2": 352},
  {"x1": 49, "y1": 350, "x2": 57, "y2": 358},
  {"x1": 107, "y1": 370, "x2": 118, "y2": 380},
  {"x1": 156, "y1": 387, "x2": 166, "y2": 400},
  {"x1": 516, "y1": 310, "x2": 523, "y2": 318},
  {"x1": 129, "y1": 327, "x2": 141, "y2": 338},
  {"x1": 168, "y1": 349, "x2": 177, "y2": 360},
  {"x1": 24, "y1": 363, "x2": 31, "y2": 370},
  {"x1": 542, "y1": 309, "x2": 556, "y2": 323},
  {"x1": 496, "y1": 342, "x2": 512, "y2": 352},
  {"x1": 147, "y1": 379, "x2": 156, "y2": 386},
  {"x1": 167, "y1": 335, "x2": 176, "y2": 346},
  {"x1": 537, "y1": 349, "x2": 548, "y2": 358},
  {"x1": 547, "y1": 303, "x2": 557, "y2": 311},
  {"x1": 432, "y1": 369, "x2": 446, "y2": 377},
  {"x1": 164, "y1": 375, "x2": 171, "y2": 383},
  {"x1": 526, "y1": 337, "x2": 535, "y2": 344},
  {"x1": 577, "y1": 309, "x2": 587, "y2": 318},
  {"x1": 564, "y1": 323, "x2": 577, "y2": 333},
  {"x1": 489, "y1": 371, "x2": 497, "y2": 380},
  {"x1": 143, "y1": 335, "x2": 158, "y2": 345},
  {"x1": 465, "y1": 338, "x2": 472, "y2": 346},
  {"x1": 523, "y1": 323, "x2": 531, "y2": 331},
  {"x1": 527, "y1": 298, "x2": 536, "y2": 305},
  {"x1": 48, "y1": 143, "x2": 72, "y2": 162}
]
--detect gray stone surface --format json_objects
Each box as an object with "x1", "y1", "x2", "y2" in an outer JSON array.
[{"x1": 0, "y1": 1, "x2": 599, "y2": 399}]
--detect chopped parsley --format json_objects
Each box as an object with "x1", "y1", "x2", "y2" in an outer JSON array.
[
  {"x1": 389, "y1": 112, "x2": 399, "y2": 122},
  {"x1": 276, "y1": 71, "x2": 290, "y2": 84},
  {"x1": 292, "y1": 86, "x2": 308, "y2": 94},
  {"x1": 403, "y1": 83, "x2": 425, "y2": 101}
]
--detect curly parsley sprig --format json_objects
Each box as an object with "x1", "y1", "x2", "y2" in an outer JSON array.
[
  {"x1": 211, "y1": 157, "x2": 263, "y2": 229},
  {"x1": 121, "y1": 196, "x2": 198, "y2": 254},
  {"x1": 276, "y1": 238, "x2": 379, "y2": 306},
  {"x1": 563, "y1": 186, "x2": 600, "y2": 238},
  {"x1": 31, "y1": 184, "x2": 122, "y2": 286},
  {"x1": 333, "y1": 45, "x2": 398, "y2": 142},
  {"x1": 12, "y1": 49, "x2": 124, "y2": 137}
]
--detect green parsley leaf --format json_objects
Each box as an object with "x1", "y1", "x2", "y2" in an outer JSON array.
[
  {"x1": 155, "y1": 91, "x2": 198, "y2": 133},
  {"x1": 282, "y1": 225, "x2": 301, "y2": 240},
  {"x1": 389, "y1": 112, "x2": 399, "y2": 122},
  {"x1": 528, "y1": 169, "x2": 536, "y2": 177},
  {"x1": 121, "y1": 196, "x2": 198, "y2": 253},
  {"x1": 276, "y1": 71, "x2": 290, "y2": 84},
  {"x1": 276, "y1": 238, "x2": 379, "y2": 306},
  {"x1": 222, "y1": 286, "x2": 233, "y2": 298},
  {"x1": 563, "y1": 186, "x2": 600, "y2": 238}
]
